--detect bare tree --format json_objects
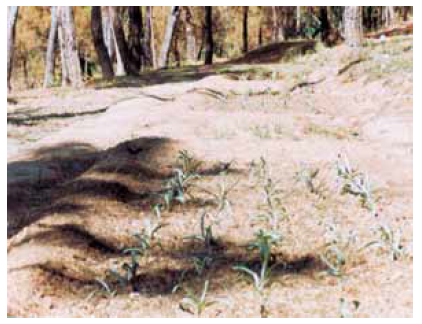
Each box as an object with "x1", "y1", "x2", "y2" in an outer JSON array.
[
  {"x1": 102, "y1": 7, "x2": 116, "y2": 63},
  {"x1": 242, "y1": 6, "x2": 249, "y2": 53},
  {"x1": 344, "y1": 6, "x2": 363, "y2": 47},
  {"x1": 145, "y1": 6, "x2": 156, "y2": 68},
  {"x1": 128, "y1": 6, "x2": 143, "y2": 71},
  {"x1": 385, "y1": 6, "x2": 396, "y2": 27},
  {"x1": 184, "y1": 7, "x2": 196, "y2": 63},
  {"x1": 58, "y1": 6, "x2": 83, "y2": 88},
  {"x1": 272, "y1": 6, "x2": 279, "y2": 42},
  {"x1": 43, "y1": 7, "x2": 59, "y2": 88},
  {"x1": 159, "y1": 6, "x2": 181, "y2": 68},
  {"x1": 109, "y1": 6, "x2": 139, "y2": 75},
  {"x1": 91, "y1": 6, "x2": 114, "y2": 80},
  {"x1": 204, "y1": 6, "x2": 213, "y2": 65},
  {"x1": 7, "y1": 6, "x2": 19, "y2": 91}
]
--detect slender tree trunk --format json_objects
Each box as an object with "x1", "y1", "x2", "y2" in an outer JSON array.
[
  {"x1": 242, "y1": 6, "x2": 249, "y2": 53},
  {"x1": 43, "y1": 6, "x2": 59, "y2": 88},
  {"x1": 57, "y1": 11, "x2": 70, "y2": 86},
  {"x1": 91, "y1": 6, "x2": 114, "y2": 80},
  {"x1": 109, "y1": 6, "x2": 139, "y2": 75},
  {"x1": 296, "y1": 6, "x2": 301, "y2": 35},
  {"x1": 385, "y1": 6, "x2": 396, "y2": 27},
  {"x1": 107, "y1": 7, "x2": 125, "y2": 76},
  {"x1": 145, "y1": 6, "x2": 155, "y2": 68},
  {"x1": 204, "y1": 6, "x2": 214, "y2": 65},
  {"x1": 128, "y1": 6, "x2": 143, "y2": 71},
  {"x1": 102, "y1": 7, "x2": 116, "y2": 63},
  {"x1": 7, "y1": 6, "x2": 19, "y2": 91},
  {"x1": 272, "y1": 6, "x2": 278, "y2": 42},
  {"x1": 159, "y1": 6, "x2": 181, "y2": 68},
  {"x1": 59, "y1": 6, "x2": 83, "y2": 88},
  {"x1": 184, "y1": 7, "x2": 196, "y2": 63},
  {"x1": 344, "y1": 6, "x2": 363, "y2": 47}
]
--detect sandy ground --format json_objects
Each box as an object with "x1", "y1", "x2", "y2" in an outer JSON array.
[{"x1": 7, "y1": 37, "x2": 413, "y2": 317}]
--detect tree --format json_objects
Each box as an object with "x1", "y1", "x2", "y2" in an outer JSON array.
[
  {"x1": 101, "y1": 7, "x2": 116, "y2": 63},
  {"x1": 159, "y1": 6, "x2": 181, "y2": 68},
  {"x1": 344, "y1": 6, "x2": 363, "y2": 47},
  {"x1": 184, "y1": 7, "x2": 196, "y2": 63},
  {"x1": 109, "y1": 6, "x2": 139, "y2": 76},
  {"x1": 385, "y1": 6, "x2": 396, "y2": 27},
  {"x1": 242, "y1": 6, "x2": 249, "y2": 53},
  {"x1": 145, "y1": 6, "x2": 156, "y2": 68},
  {"x1": 43, "y1": 7, "x2": 59, "y2": 88},
  {"x1": 91, "y1": 6, "x2": 114, "y2": 80},
  {"x1": 58, "y1": 6, "x2": 83, "y2": 88},
  {"x1": 127, "y1": 6, "x2": 143, "y2": 71},
  {"x1": 7, "y1": 6, "x2": 19, "y2": 91},
  {"x1": 204, "y1": 6, "x2": 214, "y2": 65}
]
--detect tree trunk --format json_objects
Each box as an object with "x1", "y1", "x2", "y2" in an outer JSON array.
[
  {"x1": 242, "y1": 6, "x2": 249, "y2": 53},
  {"x1": 43, "y1": 6, "x2": 59, "y2": 88},
  {"x1": 159, "y1": 6, "x2": 181, "y2": 68},
  {"x1": 145, "y1": 6, "x2": 155, "y2": 68},
  {"x1": 58, "y1": 11, "x2": 70, "y2": 86},
  {"x1": 128, "y1": 6, "x2": 143, "y2": 71},
  {"x1": 204, "y1": 6, "x2": 214, "y2": 65},
  {"x1": 109, "y1": 6, "x2": 139, "y2": 75},
  {"x1": 184, "y1": 7, "x2": 196, "y2": 63},
  {"x1": 59, "y1": 6, "x2": 83, "y2": 88},
  {"x1": 91, "y1": 6, "x2": 114, "y2": 80},
  {"x1": 271, "y1": 6, "x2": 279, "y2": 42},
  {"x1": 344, "y1": 6, "x2": 363, "y2": 47},
  {"x1": 385, "y1": 6, "x2": 396, "y2": 27},
  {"x1": 102, "y1": 7, "x2": 116, "y2": 63},
  {"x1": 296, "y1": 6, "x2": 301, "y2": 35},
  {"x1": 7, "y1": 6, "x2": 19, "y2": 91}
]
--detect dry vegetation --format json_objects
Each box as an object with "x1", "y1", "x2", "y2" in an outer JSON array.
[{"x1": 7, "y1": 35, "x2": 413, "y2": 317}]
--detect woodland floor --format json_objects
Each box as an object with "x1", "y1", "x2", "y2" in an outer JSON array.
[{"x1": 7, "y1": 36, "x2": 413, "y2": 317}]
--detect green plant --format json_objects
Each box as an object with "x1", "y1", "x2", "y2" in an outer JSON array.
[
  {"x1": 179, "y1": 280, "x2": 217, "y2": 317},
  {"x1": 184, "y1": 211, "x2": 218, "y2": 250},
  {"x1": 177, "y1": 150, "x2": 202, "y2": 174},
  {"x1": 339, "y1": 298, "x2": 360, "y2": 318},
  {"x1": 162, "y1": 168, "x2": 201, "y2": 210},
  {"x1": 363, "y1": 224, "x2": 407, "y2": 261},
  {"x1": 234, "y1": 229, "x2": 282, "y2": 317},
  {"x1": 319, "y1": 222, "x2": 358, "y2": 277},
  {"x1": 192, "y1": 255, "x2": 214, "y2": 276},
  {"x1": 336, "y1": 154, "x2": 376, "y2": 213}
]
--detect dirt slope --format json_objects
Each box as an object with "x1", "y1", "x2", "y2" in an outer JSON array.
[{"x1": 7, "y1": 37, "x2": 412, "y2": 317}]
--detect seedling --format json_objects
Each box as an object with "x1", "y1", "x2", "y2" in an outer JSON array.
[
  {"x1": 184, "y1": 211, "x2": 218, "y2": 250},
  {"x1": 339, "y1": 298, "x2": 360, "y2": 318},
  {"x1": 163, "y1": 168, "x2": 200, "y2": 210},
  {"x1": 336, "y1": 154, "x2": 376, "y2": 213},
  {"x1": 179, "y1": 280, "x2": 217, "y2": 317},
  {"x1": 363, "y1": 224, "x2": 407, "y2": 261},
  {"x1": 319, "y1": 222, "x2": 358, "y2": 277},
  {"x1": 234, "y1": 229, "x2": 282, "y2": 317}
]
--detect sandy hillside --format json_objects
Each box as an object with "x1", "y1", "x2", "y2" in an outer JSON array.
[{"x1": 7, "y1": 37, "x2": 413, "y2": 317}]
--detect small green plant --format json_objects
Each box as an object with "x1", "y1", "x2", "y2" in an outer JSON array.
[
  {"x1": 184, "y1": 211, "x2": 218, "y2": 250},
  {"x1": 339, "y1": 298, "x2": 360, "y2": 318},
  {"x1": 363, "y1": 224, "x2": 407, "y2": 261},
  {"x1": 86, "y1": 278, "x2": 117, "y2": 301},
  {"x1": 319, "y1": 222, "x2": 358, "y2": 277},
  {"x1": 179, "y1": 280, "x2": 217, "y2": 317},
  {"x1": 192, "y1": 255, "x2": 214, "y2": 276},
  {"x1": 234, "y1": 229, "x2": 282, "y2": 317},
  {"x1": 336, "y1": 154, "x2": 376, "y2": 213},
  {"x1": 162, "y1": 168, "x2": 200, "y2": 210},
  {"x1": 177, "y1": 150, "x2": 202, "y2": 174}
]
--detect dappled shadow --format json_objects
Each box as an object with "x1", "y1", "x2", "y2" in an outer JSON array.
[
  {"x1": 9, "y1": 231, "x2": 323, "y2": 299},
  {"x1": 7, "y1": 137, "x2": 236, "y2": 239}
]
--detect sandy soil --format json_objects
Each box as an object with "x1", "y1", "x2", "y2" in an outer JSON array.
[{"x1": 7, "y1": 37, "x2": 413, "y2": 317}]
